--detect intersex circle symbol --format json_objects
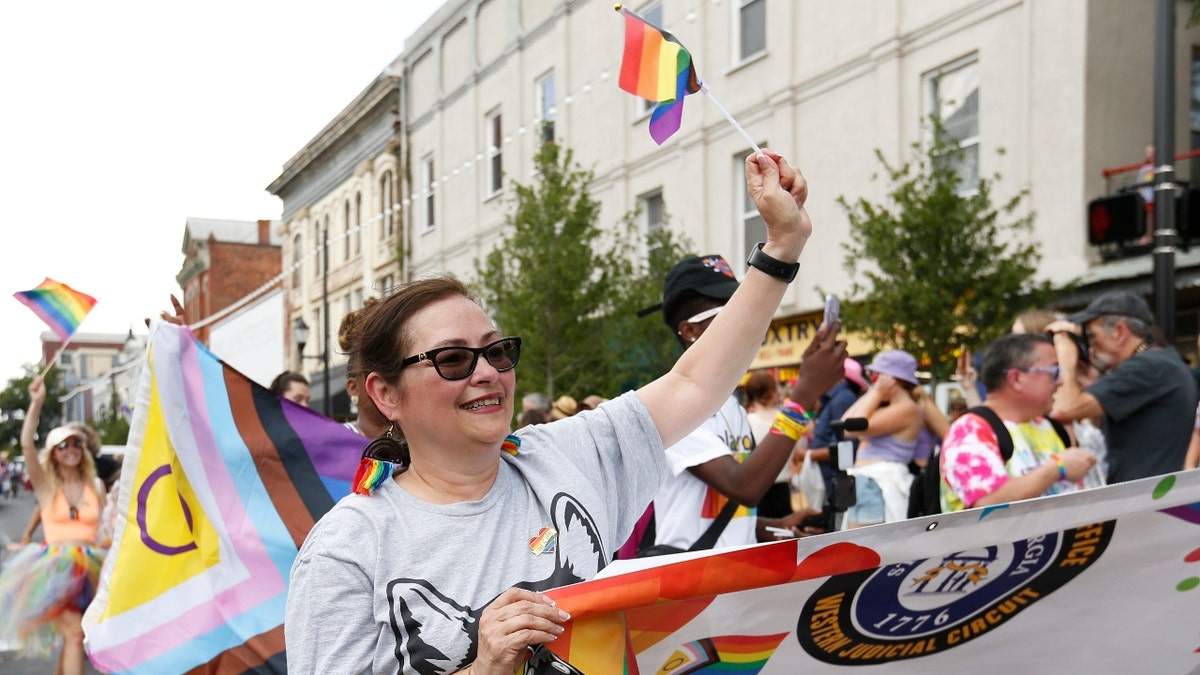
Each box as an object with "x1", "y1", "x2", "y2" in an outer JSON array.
[{"x1": 137, "y1": 464, "x2": 199, "y2": 555}]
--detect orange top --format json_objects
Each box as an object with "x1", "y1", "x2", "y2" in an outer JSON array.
[{"x1": 41, "y1": 483, "x2": 101, "y2": 544}]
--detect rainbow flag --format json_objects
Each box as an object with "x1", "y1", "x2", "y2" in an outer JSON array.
[
  {"x1": 82, "y1": 322, "x2": 367, "y2": 674},
  {"x1": 13, "y1": 277, "x2": 98, "y2": 342},
  {"x1": 617, "y1": 5, "x2": 702, "y2": 144}
]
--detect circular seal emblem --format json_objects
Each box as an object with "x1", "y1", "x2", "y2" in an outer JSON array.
[{"x1": 798, "y1": 521, "x2": 1114, "y2": 664}]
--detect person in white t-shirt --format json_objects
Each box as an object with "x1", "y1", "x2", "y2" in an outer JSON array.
[{"x1": 643, "y1": 254, "x2": 847, "y2": 554}]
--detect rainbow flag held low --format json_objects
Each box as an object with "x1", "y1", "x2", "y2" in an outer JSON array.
[
  {"x1": 13, "y1": 277, "x2": 98, "y2": 342},
  {"x1": 541, "y1": 470, "x2": 1200, "y2": 673},
  {"x1": 616, "y1": 4, "x2": 702, "y2": 144},
  {"x1": 82, "y1": 321, "x2": 367, "y2": 674}
]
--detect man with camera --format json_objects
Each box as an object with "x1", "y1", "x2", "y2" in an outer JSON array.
[{"x1": 1048, "y1": 291, "x2": 1197, "y2": 483}]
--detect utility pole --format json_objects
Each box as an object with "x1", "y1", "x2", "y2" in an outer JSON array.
[{"x1": 1152, "y1": 0, "x2": 1178, "y2": 342}]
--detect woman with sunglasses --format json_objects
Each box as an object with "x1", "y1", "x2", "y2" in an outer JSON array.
[
  {"x1": 0, "y1": 376, "x2": 106, "y2": 675},
  {"x1": 286, "y1": 150, "x2": 814, "y2": 674}
]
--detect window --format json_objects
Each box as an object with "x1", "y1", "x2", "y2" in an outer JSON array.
[
  {"x1": 424, "y1": 155, "x2": 436, "y2": 230},
  {"x1": 738, "y1": 153, "x2": 765, "y2": 265},
  {"x1": 537, "y1": 72, "x2": 555, "y2": 143},
  {"x1": 380, "y1": 171, "x2": 395, "y2": 239},
  {"x1": 925, "y1": 56, "x2": 980, "y2": 191},
  {"x1": 60, "y1": 352, "x2": 74, "y2": 367},
  {"x1": 353, "y1": 287, "x2": 363, "y2": 309},
  {"x1": 291, "y1": 233, "x2": 303, "y2": 287},
  {"x1": 641, "y1": 190, "x2": 664, "y2": 239},
  {"x1": 354, "y1": 192, "x2": 362, "y2": 255},
  {"x1": 377, "y1": 274, "x2": 395, "y2": 296},
  {"x1": 312, "y1": 223, "x2": 321, "y2": 279},
  {"x1": 640, "y1": 3, "x2": 664, "y2": 114},
  {"x1": 487, "y1": 110, "x2": 503, "y2": 195},
  {"x1": 343, "y1": 200, "x2": 351, "y2": 262},
  {"x1": 343, "y1": 292, "x2": 352, "y2": 317},
  {"x1": 736, "y1": 0, "x2": 766, "y2": 62}
]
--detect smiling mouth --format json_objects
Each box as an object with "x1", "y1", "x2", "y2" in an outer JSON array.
[{"x1": 463, "y1": 397, "x2": 500, "y2": 411}]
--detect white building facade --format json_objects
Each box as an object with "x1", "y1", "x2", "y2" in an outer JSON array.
[{"x1": 275, "y1": 0, "x2": 1200, "y2": 376}]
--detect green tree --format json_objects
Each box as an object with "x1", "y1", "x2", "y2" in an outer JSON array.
[
  {"x1": 473, "y1": 141, "x2": 692, "y2": 402},
  {"x1": 0, "y1": 367, "x2": 68, "y2": 451},
  {"x1": 92, "y1": 382, "x2": 130, "y2": 446},
  {"x1": 837, "y1": 116, "x2": 1059, "y2": 380}
]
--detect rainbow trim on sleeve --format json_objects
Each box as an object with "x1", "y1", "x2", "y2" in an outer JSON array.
[
  {"x1": 13, "y1": 277, "x2": 98, "y2": 342},
  {"x1": 616, "y1": 5, "x2": 702, "y2": 144}
]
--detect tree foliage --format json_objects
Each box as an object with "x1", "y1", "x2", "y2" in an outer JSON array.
[
  {"x1": 0, "y1": 367, "x2": 68, "y2": 453},
  {"x1": 473, "y1": 141, "x2": 692, "y2": 403},
  {"x1": 837, "y1": 116, "x2": 1059, "y2": 380}
]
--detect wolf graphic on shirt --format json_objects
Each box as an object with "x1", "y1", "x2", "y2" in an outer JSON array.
[{"x1": 385, "y1": 492, "x2": 604, "y2": 674}]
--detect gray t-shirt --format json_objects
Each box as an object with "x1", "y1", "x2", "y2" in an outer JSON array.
[
  {"x1": 285, "y1": 391, "x2": 666, "y2": 674},
  {"x1": 1088, "y1": 346, "x2": 1197, "y2": 483}
]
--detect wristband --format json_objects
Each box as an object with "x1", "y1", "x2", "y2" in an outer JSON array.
[
  {"x1": 780, "y1": 399, "x2": 816, "y2": 423},
  {"x1": 1049, "y1": 454, "x2": 1067, "y2": 481},
  {"x1": 746, "y1": 243, "x2": 800, "y2": 283},
  {"x1": 770, "y1": 411, "x2": 808, "y2": 442}
]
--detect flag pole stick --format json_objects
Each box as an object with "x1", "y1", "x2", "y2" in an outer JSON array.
[
  {"x1": 700, "y1": 83, "x2": 763, "y2": 156},
  {"x1": 38, "y1": 336, "x2": 75, "y2": 381}
]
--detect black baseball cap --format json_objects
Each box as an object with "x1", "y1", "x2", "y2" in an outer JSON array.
[
  {"x1": 637, "y1": 255, "x2": 740, "y2": 321},
  {"x1": 1066, "y1": 291, "x2": 1154, "y2": 326}
]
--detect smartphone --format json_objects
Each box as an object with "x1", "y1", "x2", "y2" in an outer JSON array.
[{"x1": 823, "y1": 294, "x2": 840, "y2": 328}]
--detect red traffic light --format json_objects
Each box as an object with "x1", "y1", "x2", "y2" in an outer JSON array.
[{"x1": 1088, "y1": 192, "x2": 1146, "y2": 245}]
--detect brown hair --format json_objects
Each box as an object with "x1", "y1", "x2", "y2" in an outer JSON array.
[
  {"x1": 742, "y1": 371, "x2": 778, "y2": 407},
  {"x1": 338, "y1": 297, "x2": 389, "y2": 436},
  {"x1": 1013, "y1": 308, "x2": 1061, "y2": 335},
  {"x1": 357, "y1": 275, "x2": 477, "y2": 386}
]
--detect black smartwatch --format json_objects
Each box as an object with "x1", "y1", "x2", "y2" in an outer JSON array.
[{"x1": 746, "y1": 242, "x2": 799, "y2": 283}]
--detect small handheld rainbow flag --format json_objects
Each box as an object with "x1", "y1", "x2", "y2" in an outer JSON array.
[
  {"x1": 14, "y1": 277, "x2": 98, "y2": 343},
  {"x1": 616, "y1": 4, "x2": 702, "y2": 144}
]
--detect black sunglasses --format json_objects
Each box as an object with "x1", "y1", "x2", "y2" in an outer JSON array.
[
  {"x1": 400, "y1": 337, "x2": 522, "y2": 381},
  {"x1": 55, "y1": 438, "x2": 85, "y2": 451}
]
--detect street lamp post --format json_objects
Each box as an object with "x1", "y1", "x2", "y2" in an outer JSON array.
[{"x1": 292, "y1": 315, "x2": 330, "y2": 416}]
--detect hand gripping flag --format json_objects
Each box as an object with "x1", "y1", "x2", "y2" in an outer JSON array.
[
  {"x1": 617, "y1": 4, "x2": 702, "y2": 144},
  {"x1": 82, "y1": 321, "x2": 367, "y2": 674},
  {"x1": 14, "y1": 277, "x2": 98, "y2": 342}
]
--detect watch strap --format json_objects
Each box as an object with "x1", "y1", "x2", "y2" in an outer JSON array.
[{"x1": 746, "y1": 242, "x2": 799, "y2": 283}]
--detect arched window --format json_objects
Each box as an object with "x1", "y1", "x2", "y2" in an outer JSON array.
[
  {"x1": 354, "y1": 192, "x2": 362, "y2": 255},
  {"x1": 291, "y1": 233, "x2": 303, "y2": 287},
  {"x1": 380, "y1": 171, "x2": 395, "y2": 240},
  {"x1": 343, "y1": 200, "x2": 351, "y2": 262}
]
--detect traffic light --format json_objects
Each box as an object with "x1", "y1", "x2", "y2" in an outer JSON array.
[{"x1": 1087, "y1": 191, "x2": 1145, "y2": 245}]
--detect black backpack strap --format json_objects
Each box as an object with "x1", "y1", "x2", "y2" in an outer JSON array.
[
  {"x1": 966, "y1": 406, "x2": 1015, "y2": 461},
  {"x1": 1047, "y1": 417, "x2": 1072, "y2": 448},
  {"x1": 688, "y1": 498, "x2": 740, "y2": 552}
]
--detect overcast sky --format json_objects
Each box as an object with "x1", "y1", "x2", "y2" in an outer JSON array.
[{"x1": 0, "y1": 0, "x2": 443, "y2": 382}]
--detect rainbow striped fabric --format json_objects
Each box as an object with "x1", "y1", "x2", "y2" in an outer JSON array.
[
  {"x1": 617, "y1": 5, "x2": 702, "y2": 144},
  {"x1": 82, "y1": 322, "x2": 367, "y2": 674},
  {"x1": 13, "y1": 277, "x2": 98, "y2": 342}
]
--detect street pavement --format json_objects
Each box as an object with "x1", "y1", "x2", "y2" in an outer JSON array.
[{"x1": 0, "y1": 489, "x2": 103, "y2": 674}]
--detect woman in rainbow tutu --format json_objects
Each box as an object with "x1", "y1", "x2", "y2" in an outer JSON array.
[{"x1": 0, "y1": 376, "x2": 106, "y2": 675}]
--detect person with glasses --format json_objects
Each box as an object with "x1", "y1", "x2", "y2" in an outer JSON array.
[
  {"x1": 286, "y1": 149, "x2": 818, "y2": 674},
  {"x1": 940, "y1": 334, "x2": 1097, "y2": 513},
  {"x1": 1047, "y1": 291, "x2": 1197, "y2": 484},
  {"x1": 0, "y1": 376, "x2": 106, "y2": 675}
]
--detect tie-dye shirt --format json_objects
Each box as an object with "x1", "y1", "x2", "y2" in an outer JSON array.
[{"x1": 940, "y1": 411, "x2": 1078, "y2": 512}]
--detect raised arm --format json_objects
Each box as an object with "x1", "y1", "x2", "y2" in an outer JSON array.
[
  {"x1": 19, "y1": 376, "x2": 49, "y2": 499},
  {"x1": 639, "y1": 150, "x2": 812, "y2": 448}
]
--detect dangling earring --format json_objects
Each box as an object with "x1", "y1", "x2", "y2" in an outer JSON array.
[{"x1": 352, "y1": 422, "x2": 409, "y2": 495}]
